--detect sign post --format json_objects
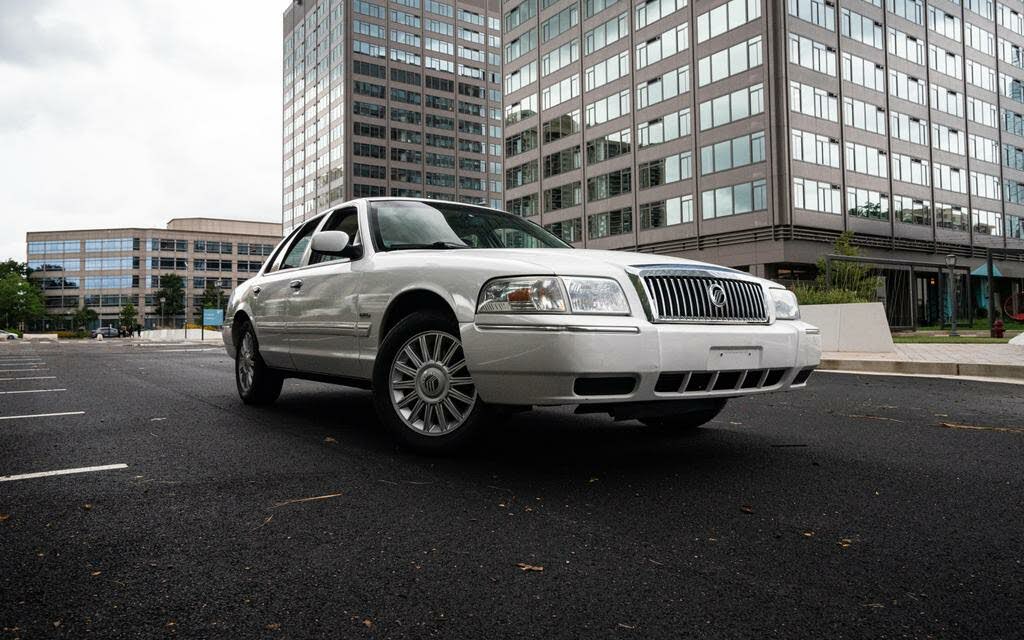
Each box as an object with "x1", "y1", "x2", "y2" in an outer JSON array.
[{"x1": 202, "y1": 308, "x2": 225, "y2": 342}]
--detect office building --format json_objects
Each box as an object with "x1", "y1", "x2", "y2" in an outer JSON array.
[
  {"x1": 501, "y1": 0, "x2": 1024, "y2": 319},
  {"x1": 26, "y1": 218, "x2": 282, "y2": 329},
  {"x1": 282, "y1": 0, "x2": 505, "y2": 233}
]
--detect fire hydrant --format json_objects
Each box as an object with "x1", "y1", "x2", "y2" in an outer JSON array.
[{"x1": 993, "y1": 319, "x2": 1005, "y2": 338}]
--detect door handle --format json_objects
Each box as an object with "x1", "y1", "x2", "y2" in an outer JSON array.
[
  {"x1": 253, "y1": 286, "x2": 262, "y2": 297},
  {"x1": 289, "y1": 280, "x2": 303, "y2": 290}
]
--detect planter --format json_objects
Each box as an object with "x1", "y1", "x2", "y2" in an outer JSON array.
[{"x1": 800, "y1": 303, "x2": 895, "y2": 353}]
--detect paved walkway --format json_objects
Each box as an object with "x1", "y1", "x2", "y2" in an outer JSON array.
[
  {"x1": 825, "y1": 344, "x2": 1024, "y2": 365},
  {"x1": 821, "y1": 343, "x2": 1024, "y2": 380}
]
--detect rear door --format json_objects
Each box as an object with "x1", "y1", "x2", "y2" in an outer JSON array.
[
  {"x1": 286, "y1": 207, "x2": 364, "y2": 378},
  {"x1": 249, "y1": 216, "x2": 322, "y2": 369}
]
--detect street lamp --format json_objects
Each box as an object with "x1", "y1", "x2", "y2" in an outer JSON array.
[
  {"x1": 945, "y1": 254, "x2": 959, "y2": 337},
  {"x1": 159, "y1": 296, "x2": 166, "y2": 329}
]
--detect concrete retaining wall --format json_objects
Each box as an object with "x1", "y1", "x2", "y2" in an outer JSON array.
[
  {"x1": 139, "y1": 329, "x2": 222, "y2": 343},
  {"x1": 21, "y1": 333, "x2": 59, "y2": 341},
  {"x1": 800, "y1": 303, "x2": 895, "y2": 353}
]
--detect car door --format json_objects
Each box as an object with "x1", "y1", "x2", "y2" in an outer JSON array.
[
  {"x1": 286, "y1": 207, "x2": 364, "y2": 378},
  {"x1": 250, "y1": 216, "x2": 322, "y2": 369}
]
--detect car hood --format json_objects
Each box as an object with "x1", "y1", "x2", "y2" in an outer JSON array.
[{"x1": 380, "y1": 248, "x2": 765, "y2": 283}]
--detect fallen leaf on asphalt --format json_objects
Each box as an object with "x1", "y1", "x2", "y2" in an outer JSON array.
[
  {"x1": 802, "y1": 530, "x2": 815, "y2": 538},
  {"x1": 82, "y1": 504, "x2": 92, "y2": 511},
  {"x1": 90, "y1": 571, "x2": 102, "y2": 576},
  {"x1": 740, "y1": 505, "x2": 754, "y2": 514},
  {"x1": 266, "y1": 623, "x2": 281, "y2": 631},
  {"x1": 324, "y1": 437, "x2": 337, "y2": 444},
  {"x1": 362, "y1": 619, "x2": 374, "y2": 629},
  {"x1": 847, "y1": 414, "x2": 904, "y2": 423},
  {"x1": 0, "y1": 513, "x2": 9, "y2": 522},
  {"x1": 254, "y1": 515, "x2": 273, "y2": 530},
  {"x1": 516, "y1": 563, "x2": 544, "y2": 572},
  {"x1": 619, "y1": 623, "x2": 636, "y2": 629},
  {"x1": 150, "y1": 418, "x2": 166, "y2": 422},
  {"x1": 588, "y1": 477, "x2": 599, "y2": 483},
  {"x1": 939, "y1": 422, "x2": 1024, "y2": 435},
  {"x1": 273, "y1": 492, "x2": 343, "y2": 508},
  {"x1": 838, "y1": 538, "x2": 853, "y2": 548}
]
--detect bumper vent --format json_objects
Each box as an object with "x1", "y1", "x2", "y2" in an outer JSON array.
[
  {"x1": 656, "y1": 368, "x2": 791, "y2": 394},
  {"x1": 642, "y1": 275, "x2": 768, "y2": 323}
]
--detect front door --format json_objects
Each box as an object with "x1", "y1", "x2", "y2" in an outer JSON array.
[
  {"x1": 253, "y1": 216, "x2": 322, "y2": 369},
  {"x1": 286, "y1": 208, "x2": 364, "y2": 378}
]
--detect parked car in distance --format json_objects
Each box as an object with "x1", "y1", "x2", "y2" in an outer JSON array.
[
  {"x1": 224, "y1": 198, "x2": 821, "y2": 452},
  {"x1": 0, "y1": 330, "x2": 18, "y2": 340},
  {"x1": 91, "y1": 326, "x2": 120, "y2": 339}
]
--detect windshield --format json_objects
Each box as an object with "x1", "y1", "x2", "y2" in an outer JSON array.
[{"x1": 370, "y1": 200, "x2": 571, "y2": 251}]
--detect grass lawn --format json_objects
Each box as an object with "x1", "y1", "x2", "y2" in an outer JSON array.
[{"x1": 892, "y1": 335, "x2": 1012, "y2": 344}]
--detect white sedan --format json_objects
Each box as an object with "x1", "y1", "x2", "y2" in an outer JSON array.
[{"x1": 224, "y1": 198, "x2": 820, "y2": 452}]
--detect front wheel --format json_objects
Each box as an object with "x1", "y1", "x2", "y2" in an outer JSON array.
[
  {"x1": 640, "y1": 399, "x2": 728, "y2": 431},
  {"x1": 372, "y1": 312, "x2": 487, "y2": 453},
  {"x1": 235, "y1": 321, "x2": 283, "y2": 406}
]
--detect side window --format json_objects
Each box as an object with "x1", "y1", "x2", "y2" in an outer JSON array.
[
  {"x1": 278, "y1": 218, "x2": 320, "y2": 271},
  {"x1": 309, "y1": 208, "x2": 360, "y2": 265}
]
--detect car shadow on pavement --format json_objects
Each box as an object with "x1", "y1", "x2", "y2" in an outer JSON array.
[{"x1": 257, "y1": 383, "x2": 770, "y2": 479}]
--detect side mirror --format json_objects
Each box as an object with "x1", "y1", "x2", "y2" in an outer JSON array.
[{"x1": 310, "y1": 230, "x2": 359, "y2": 258}]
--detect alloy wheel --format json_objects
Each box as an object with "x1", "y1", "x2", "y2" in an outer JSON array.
[
  {"x1": 238, "y1": 331, "x2": 256, "y2": 394},
  {"x1": 388, "y1": 330, "x2": 477, "y2": 436}
]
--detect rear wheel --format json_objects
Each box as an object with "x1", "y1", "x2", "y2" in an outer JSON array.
[
  {"x1": 372, "y1": 311, "x2": 486, "y2": 453},
  {"x1": 235, "y1": 321, "x2": 283, "y2": 406},
  {"x1": 640, "y1": 399, "x2": 727, "y2": 431}
]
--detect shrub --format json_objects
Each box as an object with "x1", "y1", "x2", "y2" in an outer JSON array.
[
  {"x1": 793, "y1": 285, "x2": 872, "y2": 306},
  {"x1": 57, "y1": 330, "x2": 89, "y2": 339}
]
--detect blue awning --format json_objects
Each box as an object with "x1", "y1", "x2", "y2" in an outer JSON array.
[{"x1": 971, "y1": 263, "x2": 1003, "y2": 277}]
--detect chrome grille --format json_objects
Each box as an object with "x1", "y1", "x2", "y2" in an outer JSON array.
[{"x1": 642, "y1": 275, "x2": 768, "y2": 323}]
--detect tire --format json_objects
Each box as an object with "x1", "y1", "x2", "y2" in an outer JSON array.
[
  {"x1": 235, "y1": 321, "x2": 283, "y2": 406},
  {"x1": 640, "y1": 398, "x2": 728, "y2": 431},
  {"x1": 372, "y1": 311, "x2": 487, "y2": 453}
]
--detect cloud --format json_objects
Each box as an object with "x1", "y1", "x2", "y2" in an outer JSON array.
[
  {"x1": 0, "y1": 0, "x2": 284, "y2": 263},
  {"x1": 0, "y1": 0, "x2": 104, "y2": 67}
]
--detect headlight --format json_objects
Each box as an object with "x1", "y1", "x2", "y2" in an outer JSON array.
[
  {"x1": 562, "y1": 277, "x2": 629, "y2": 315},
  {"x1": 769, "y1": 288, "x2": 800, "y2": 320},
  {"x1": 477, "y1": 276, "x2": 630, "y2": 315},
  {"x1": 477, "y1": 277, "x2": 567, "y2": 313}
]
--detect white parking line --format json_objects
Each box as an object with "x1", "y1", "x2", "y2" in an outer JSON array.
[
  {"x1": 0, "y1": 369, "x2": 49, "y2": 373},
  {"x1": 0, "y1": 388, "x2": 66, "y2": 395},
  {"x1": 0, "y1": 376, "x2": 58, "y2": 382},
  {"x1": 0, "y1": 411, "x2": 85, "y2": 421},
  {"x1": 0, "y1": 464, "x2": 128, "y2": 483}
]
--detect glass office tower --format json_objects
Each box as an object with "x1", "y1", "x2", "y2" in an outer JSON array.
[
  {"x1": 501, "y1": 0, "x2": 1024, "y2": 281},
  {"x1": 283, "y1": 0, "x2": 505, "y2": 233}
]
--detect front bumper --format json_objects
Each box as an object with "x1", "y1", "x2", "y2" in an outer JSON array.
[{"x1": 460, "y1": 318, "x2": 821, "y2": 405}]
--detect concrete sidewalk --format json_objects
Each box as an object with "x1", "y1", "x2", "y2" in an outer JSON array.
[{"x1": 821, "y1": 344, "x2": 1024, "y2": 380}]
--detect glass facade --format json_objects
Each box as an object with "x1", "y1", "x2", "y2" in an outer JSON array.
[
  {"x1": 500, "y1": 0, "x2": 1024, "y2": 272},
  {"x1": 283, "y1": 0, "x2": 505, "y2": 233}
]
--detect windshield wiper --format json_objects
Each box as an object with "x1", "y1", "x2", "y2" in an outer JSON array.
[{"x1": 387, "y1": 241, "x2": 469, "y2": 250}]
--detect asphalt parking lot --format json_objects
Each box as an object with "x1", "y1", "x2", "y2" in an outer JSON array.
[{"x1": 0, "y1": 340, "x2": 1022, "y2": 639}]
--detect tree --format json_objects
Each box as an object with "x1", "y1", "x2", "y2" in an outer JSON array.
[
  {"x1": 119, "y1": 303, "x2": 138, "y2": 329},
  {"x1": 814, "y1": 232, "x2": 876, "y2": 300},
  {"x1": 201, "y1": 282, "x2": 224, "y2": 309},
  {"x1": 154, "y1": 274, "x2": 186, "y2": 324},
  {"x1": 0, "y1": 272, "x2": 45, "y2": 329},
  {"x1": 0, "y1": 260, "x2": 30, "y2": 279},
  {"x1": 72, "y1": 306, "x2": 98, "y2": 330}
]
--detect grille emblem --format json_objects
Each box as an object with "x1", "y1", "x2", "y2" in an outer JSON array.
[{"x1": 707, "y1": 283, "x2": 727, "y2": 308}]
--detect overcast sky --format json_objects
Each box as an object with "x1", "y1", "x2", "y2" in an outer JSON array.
[{"x1": 0, "y1": 0, "x2": 283, "y2": 262}]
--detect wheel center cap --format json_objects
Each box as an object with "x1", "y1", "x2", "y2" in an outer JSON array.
[{"x1": 417, "y1": 366, "x2": 449, "y2": 402}]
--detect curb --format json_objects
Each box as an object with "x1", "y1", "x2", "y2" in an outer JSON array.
[{"x1": 819, "y1": 359, "x2": 1024, "y2": 380}]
